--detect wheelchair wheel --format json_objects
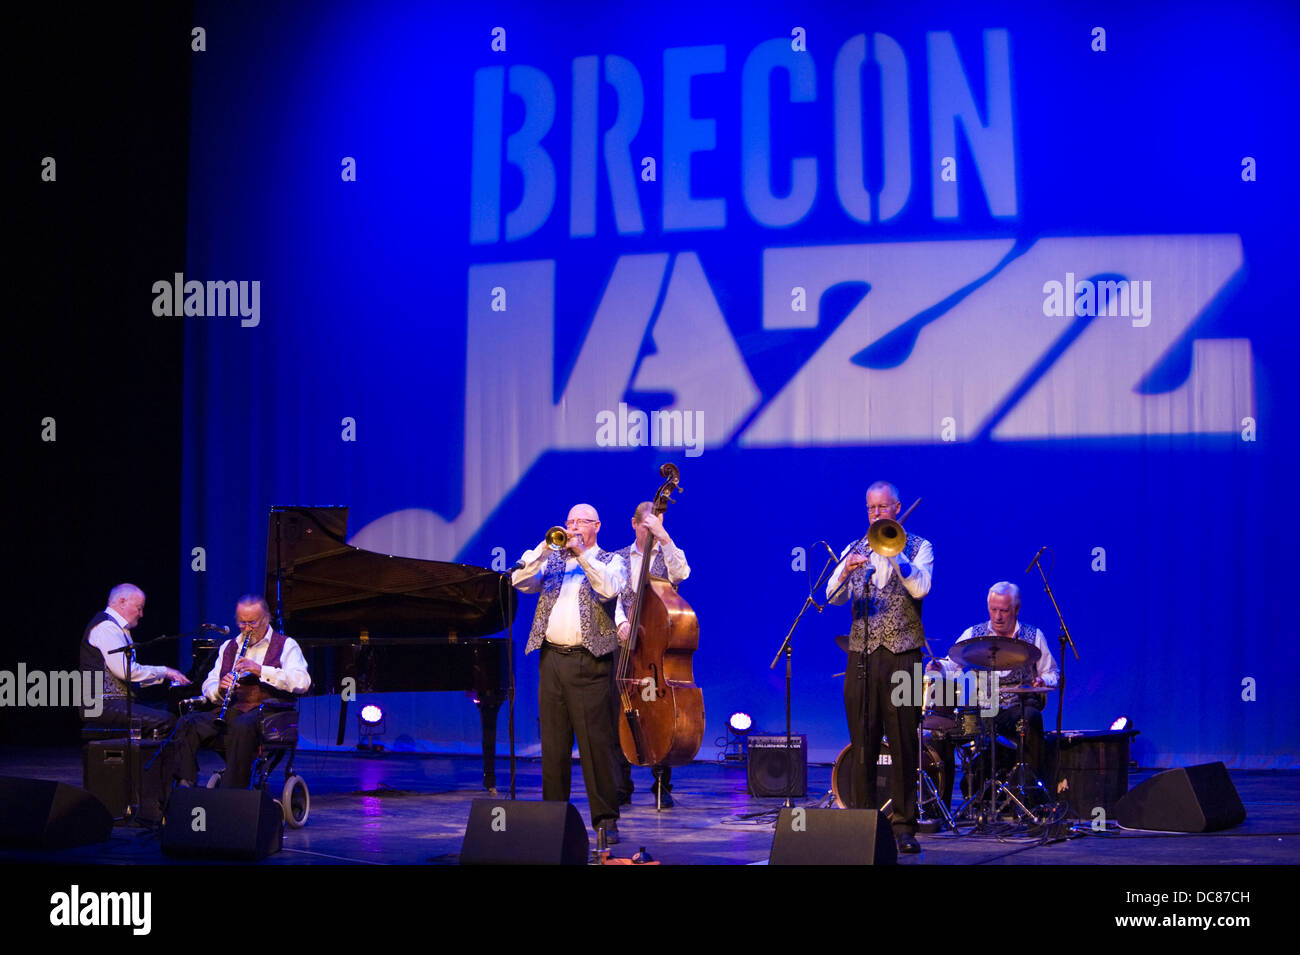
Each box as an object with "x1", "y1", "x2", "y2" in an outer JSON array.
[
  {"x1": 282, "y1": 774, "x2": 310, "y2": 828},
  {"x1": 205, "y1": 771, "x2": 223, "y2": 789}
]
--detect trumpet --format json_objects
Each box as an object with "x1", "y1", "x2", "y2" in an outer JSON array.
[
  {"x1": 213, "y1": 627, "x2": 256, "y2": 730},
  {"x1": 545, "y1": 526, "x2": 571, "y2": 551}
]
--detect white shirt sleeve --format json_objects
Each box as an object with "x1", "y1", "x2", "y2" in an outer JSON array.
[
  {"x1": 890, "y1": 538, "x2": 933, "y2": 599},
  {"x1": 88, "y1": 621, "x2": 169, "y2": 686},
  {"x1": 203, "y1": 639, "x2": 229, "y2": 702},
  {"x1": 580, "y1": 549, "x2": 626, "y2": 600},
  {"x1": 260, "y1": 637, "x2": 312, "y2": 695},
  {"x1": 510, "y1": 542, "x2": 550, "y2": 593},
  {"x1": 1033, "y1": 627, "x2": 1060, "y2": 688},
  {"x1": 659, "y1": 540, "x2": 690, "y2": 585},
  {"x1": 827, "y1": 543, "x2": 855, "y2": 605}
]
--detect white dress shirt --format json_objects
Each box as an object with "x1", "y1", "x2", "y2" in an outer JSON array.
[
  {"x1": 614, "y1": 539, "x2": 690, "y2": 628},
  {"x1": 826, "y1": 537, "x2": 934, "y2": 605},
  {"x1": 511, "y1": 544, "x2": 626, "y2": 646},
  {"x1": 202, "y1": 628, "x2": 312, "y2": 702},
  {"x1": 88, "y1": 607, "x2": 170, "y2": 686}
]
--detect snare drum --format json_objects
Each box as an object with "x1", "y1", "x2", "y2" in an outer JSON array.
[
  {"x1": 948, "y1": 706, "x2": 984, "y2": 740},
  {"x1": 920, "y1": 672, "x2": 958, "y2": 733}
]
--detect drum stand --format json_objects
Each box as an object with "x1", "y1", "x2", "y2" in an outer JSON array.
[
  {"x1": 1002, "y1": 705, "x2": 1051, "y2": 820},
  {"x1": 915, "y1": 722, "x2": 958, "y2": 833},
  {"x1": 954, "y1": 712, "x2": 1042, "y2": 830}
]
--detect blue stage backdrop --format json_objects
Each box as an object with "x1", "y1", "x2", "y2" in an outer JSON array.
[{"x1": 179, "y1": 0, "x2": 1298, "y2": 767}]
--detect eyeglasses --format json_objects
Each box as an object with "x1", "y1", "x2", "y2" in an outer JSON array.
[
  {"x1": 565, "y1": 518, "x2": 598, "y2": 527},
  {"x1": 867, "y1": 504, "x2": 898, "y2": 514}
]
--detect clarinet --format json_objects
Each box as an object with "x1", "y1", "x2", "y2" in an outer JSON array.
[{"x1": 213, "y1": 627, "x2": 255, "y2": 730}]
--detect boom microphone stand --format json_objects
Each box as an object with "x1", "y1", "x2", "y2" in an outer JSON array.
[{"x1": 1027, "y1": 545, "x2": 1079, "y2": 824}]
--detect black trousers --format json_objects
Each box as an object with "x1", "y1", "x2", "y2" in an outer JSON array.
[
  {"x1": 539, "y1": 645, "x2": 619, "y2": 828},
  {"x1": 173, "y1": 709, "x2": 262, "y2": 789},
  {"x1": 609, "y1": 664, "x2": 671, "y2": 797},
  {"x1": 843, "y1": 646, "x2": 921, "y2": 834}
]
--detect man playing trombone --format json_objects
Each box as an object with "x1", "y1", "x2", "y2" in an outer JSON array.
[{"x1": 827, "y1": 482, "x2": 933, "y2": 853}]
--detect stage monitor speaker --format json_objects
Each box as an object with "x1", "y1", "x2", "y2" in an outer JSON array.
[
  {"x1": 0, "y1": 776, "x2": 113, "y2": 849},
  {"x1": 747, "y1": 734, "x2": 807, "y2": 798},
  {"x1": 769, "y1": 808, "x2": 897, "y2": 865},
  {"x1": 1115, "y1": 762, "x2": 1245, "y2": 833},
  {"x1": 83, "y1": 739, "x2": 166, "y2": 824},
  {"x1": 161, "y1": 788, "x2": 283, "y2": 859},
  {"x1": 459, "y1": 799, "x2": 589, "y2": 865}
]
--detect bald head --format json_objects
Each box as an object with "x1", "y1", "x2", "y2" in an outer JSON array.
[{"x1": 565, "y1": 503, "x2": 601, "y2": 551}]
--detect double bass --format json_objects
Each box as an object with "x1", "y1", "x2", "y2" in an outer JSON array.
[{"x1": 615, "y1": 462, "x2": 705, "y2": 769}]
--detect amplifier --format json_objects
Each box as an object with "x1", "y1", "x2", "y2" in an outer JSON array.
[{"x1": 747, "y1": 734, "x2": 807, "y2": 797}]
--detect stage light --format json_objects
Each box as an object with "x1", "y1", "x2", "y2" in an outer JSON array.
[
  {"x1": 1109, "y1": 716, "x2": 1131, "y2": 731},
  {"x1": 357, "y1": 704, "x2": 386, "y2": 752},
  {"x1": 728, "y1": 712, "x2": 753, "y2": 735}
]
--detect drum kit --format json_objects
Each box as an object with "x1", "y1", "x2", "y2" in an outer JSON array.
[{"x1": 830, "y1": 632, "x2": 1060, "y2": 834}]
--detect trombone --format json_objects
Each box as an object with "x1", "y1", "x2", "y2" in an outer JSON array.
[
  {"x1": 825, "y1": 498, "x2": 923, "y2": 604},
  {"x1": 865, "y1": 497, "x2": 922, "y2": 557}
]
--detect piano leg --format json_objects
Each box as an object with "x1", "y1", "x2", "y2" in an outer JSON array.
[{"x1": 476, "y1": 695, "x2": 503, "y2": 792}]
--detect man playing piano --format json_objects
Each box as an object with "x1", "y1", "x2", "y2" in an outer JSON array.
[
  {"x1": 79, "y1": 583, "x2": 190, "y2": 736},
  {"x1": 174, "y1": 594, "x2": 311, "y2": 789},
  {"x1": 512, "y1": 504, "x2": 628, "y2": 845}
]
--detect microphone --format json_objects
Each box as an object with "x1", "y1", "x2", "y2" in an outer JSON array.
[
  {"x1": 1024, "y1": 545, "x2": 1047, "y2": 574},
  {"x1": 201, "y1": 623, "x2": 231, "y2": 634},
  {"x1": 505, "y1": 559, "x2": 526, "y2": 573}
]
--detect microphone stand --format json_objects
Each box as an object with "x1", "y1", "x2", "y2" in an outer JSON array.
[
  {"x1": 1028, "y1": 547, "x2": 1079, "y2": 826},
  {"x1": 736, "y1": 543, "x2": 846, "y2": 821}
]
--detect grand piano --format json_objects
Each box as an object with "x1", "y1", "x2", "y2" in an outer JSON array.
[{"x1": 255, "y1": 505, "x2": 518, "y2": 790}]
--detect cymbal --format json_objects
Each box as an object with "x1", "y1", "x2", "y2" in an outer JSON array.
[
  {"x1": 835, "y1": 634, "x2": 850, "y2": 653},
  {"x1": 947, "y1": 635, "x2": 1041, "y2": 671}
]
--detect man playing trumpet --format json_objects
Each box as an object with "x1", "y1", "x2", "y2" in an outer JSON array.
[
  {"x1": 512, "y1": 504, "x2": 628, "y2": 844},
  {"x1": 827, "y1": 482, "x2": 933, "y2": 853}
]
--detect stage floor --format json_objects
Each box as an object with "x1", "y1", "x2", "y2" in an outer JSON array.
[{"x1": 1, "y1": 746, "x2": 1296, "y2": 866}]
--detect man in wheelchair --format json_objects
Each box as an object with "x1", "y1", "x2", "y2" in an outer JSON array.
[{"x1": 174, "y1": 594, "x2": 310, "y2": 790}]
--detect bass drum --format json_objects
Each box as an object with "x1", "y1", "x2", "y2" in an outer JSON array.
[{"x1": 831, "y1": 738, "x2": 946, "y2": 814}]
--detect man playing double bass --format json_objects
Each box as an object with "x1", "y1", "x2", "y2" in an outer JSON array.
[
  {"x1": 612, "y1": 502, "x2": 691, "y2": 808},
  {"x1": 827, "y1": 481, "x2": 933, "y2": 854}
]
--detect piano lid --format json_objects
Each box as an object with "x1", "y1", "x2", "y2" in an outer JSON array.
[{"x1": 265, "y1": 506, "x2": 517, "y2": 639}]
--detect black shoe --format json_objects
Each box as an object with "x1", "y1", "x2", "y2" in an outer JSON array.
[
  {"x1": 896, "y1": 832, "x2": 920, "y2": 854},
  {"x1": 651, "y1": 788, "x2": 675, "y2": 809},
  {"x1": 597, "y1": 823, "x2": 620, "y2": 846}
]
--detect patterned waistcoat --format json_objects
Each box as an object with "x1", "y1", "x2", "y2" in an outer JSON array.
[
  {"x1": 220, "y1": 631, "x2": 297, "y2": 713},
  {"x1": 79, "y1": 611, "x2": 132, "y2": 704},
  {"x1": 615, "y1": 544, "x2": 671, "y2": 621},
  {"x1": 967, "y1": 621, "x2": 1043, "y2": 708},
  {"x1": 525, "y1": 549, "x2": 619, "y2": 657},
  {"x1": 846, "y1": 533, "x2": 928, "y2": 654}
]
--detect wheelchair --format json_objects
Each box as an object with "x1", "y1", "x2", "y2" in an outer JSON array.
[{"x1": 179, "y1": 697, "x2": 311, "y2": 828}]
